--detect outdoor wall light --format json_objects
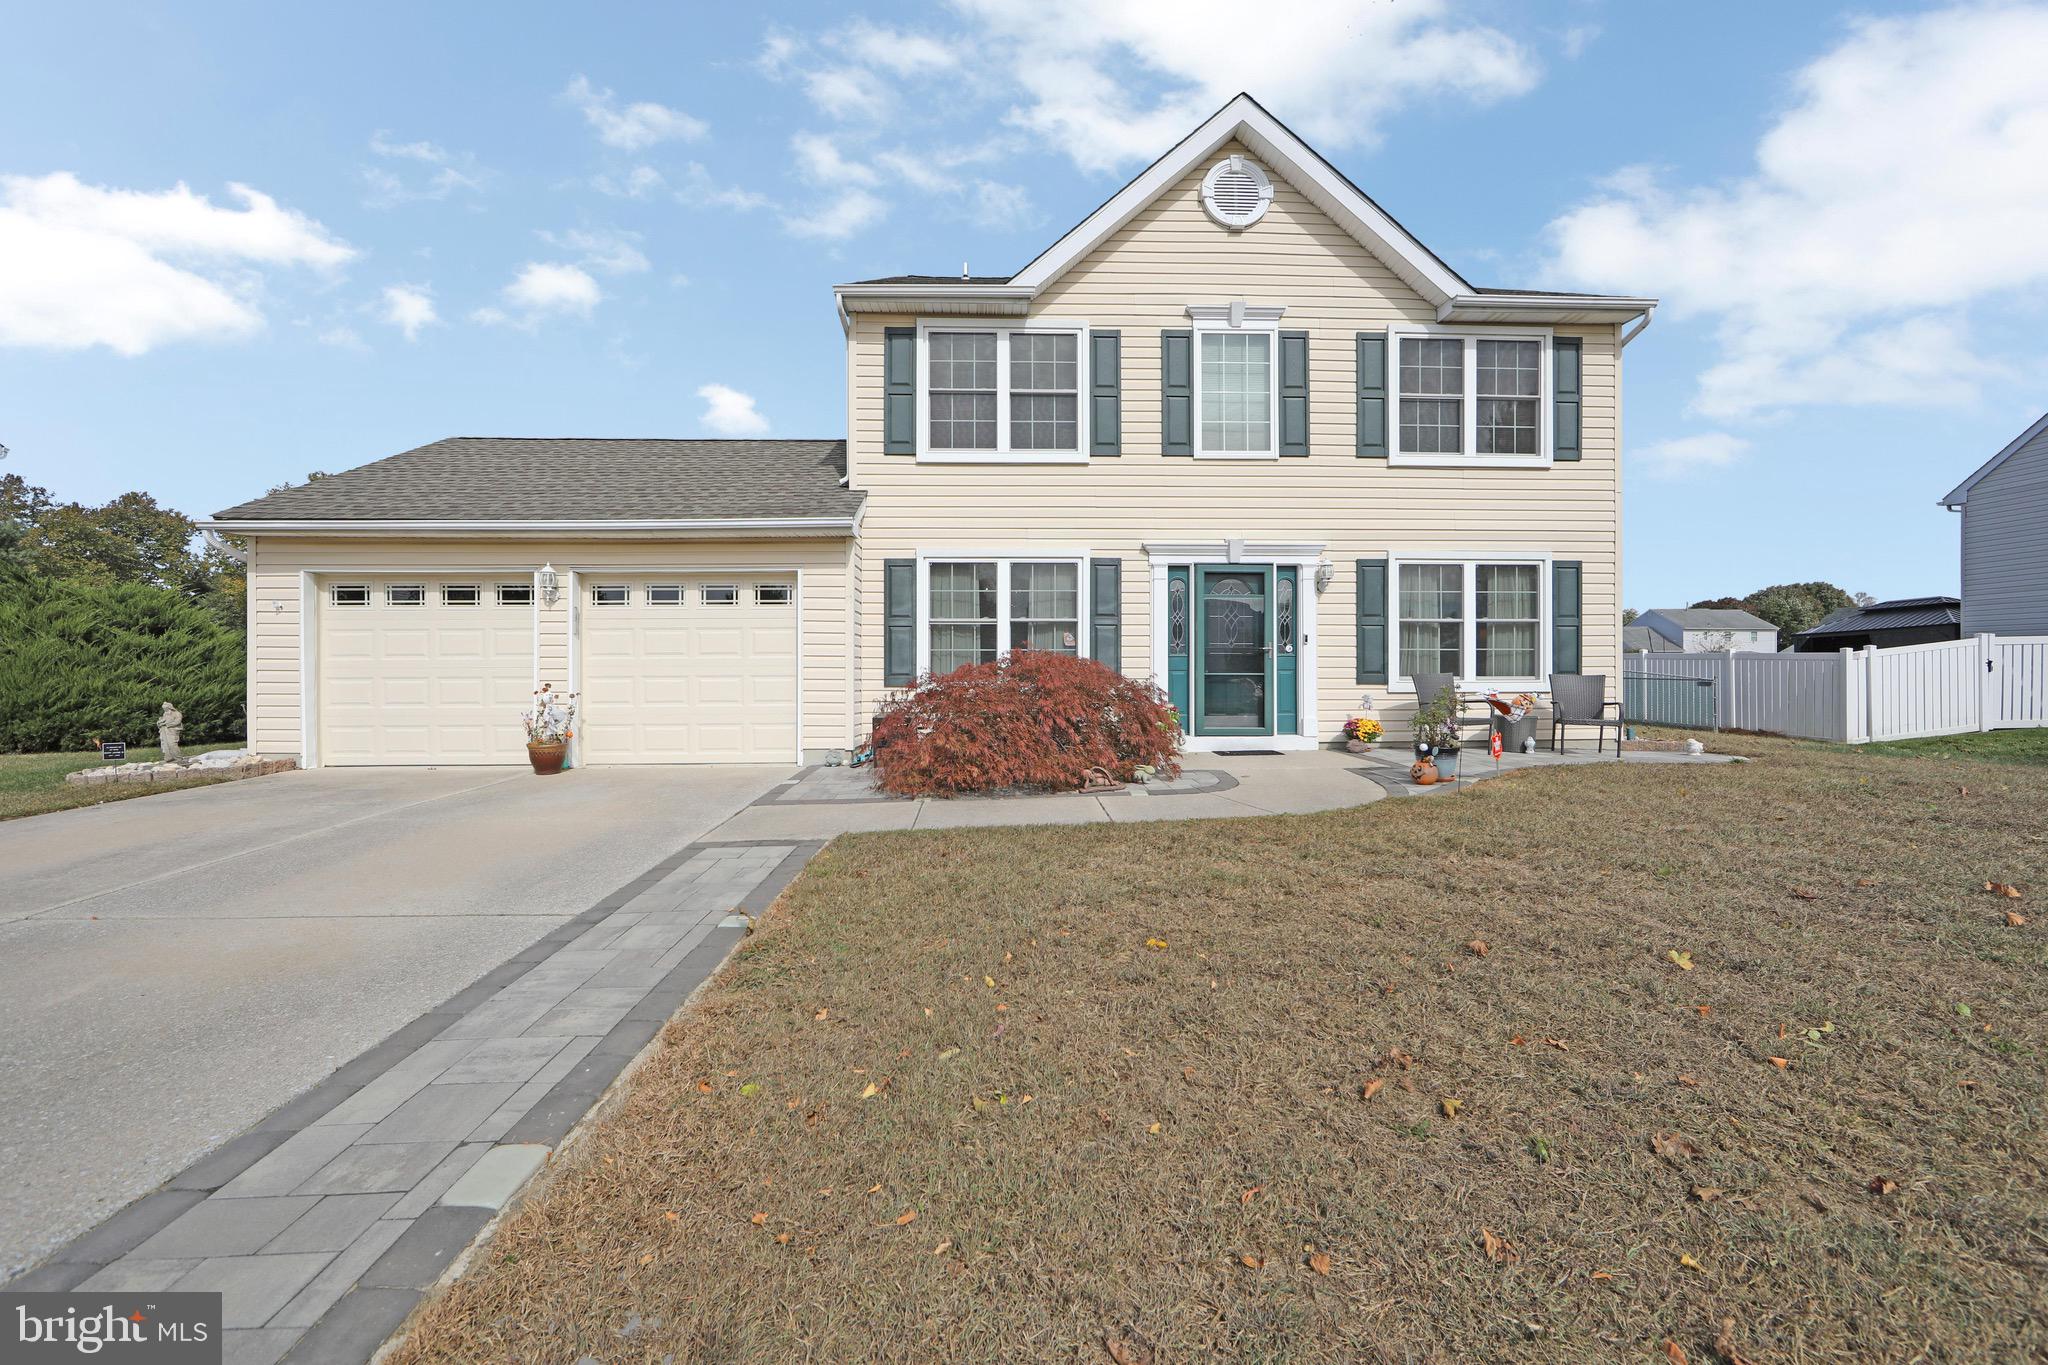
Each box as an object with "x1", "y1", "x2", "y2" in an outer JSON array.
[
  {"x1": 539, "y1": 563, "x2": 560, "y2": 606},
  {"x1": 1314, "y1": 559, "x2": 1335, "y2": 594}
]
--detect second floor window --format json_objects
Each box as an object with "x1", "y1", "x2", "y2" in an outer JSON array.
[
  {"x1": 1199, "y1": 332, "x2": 1272, "y2": 454},
  {"x1": 1392, "y1": 330, "x2": 1553, "y2": 465},
  {"x1": 921, "y1": 326, "x2": 1087, "y2": 461}
]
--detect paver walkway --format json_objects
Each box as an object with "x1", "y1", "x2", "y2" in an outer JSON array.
[{"x1": 7, "y1": 837, "x2": 818, "y2": 1365}]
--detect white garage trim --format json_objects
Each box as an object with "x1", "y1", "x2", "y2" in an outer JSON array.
[{"x1": 566, "y1": 565, "x2": 806, "y2": 764}]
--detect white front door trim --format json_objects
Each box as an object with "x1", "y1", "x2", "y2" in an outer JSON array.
[{"x1": 1143, "y1": 542, "x2": 1323, "y2": 752}]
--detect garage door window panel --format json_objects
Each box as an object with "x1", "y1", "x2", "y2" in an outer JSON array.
[
  {"x1": 331, "y1": 584, "x2": 369, "y2": 607},
  {"x1": 591, "y1": 585, "x2": 629, "y2": 606},
  {"x1": 388, "y1": 585, "x2": 425, "y2": 606}
]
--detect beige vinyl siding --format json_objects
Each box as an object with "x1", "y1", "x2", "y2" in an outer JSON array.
[
  {"x1": 845, "y1": 141, "x2": 1624, "y2": 735},
  {"x1": 245, "y1": 536, "x2": 854, "y2": 763}
]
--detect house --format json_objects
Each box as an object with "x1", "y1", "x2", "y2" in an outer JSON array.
[
  {"x1": 1622, "y1": 625, "x2": 1660, "y2": 654},
  {"x1": 202, "y1": 94, "x2": 1654, "y2": 768},
  {"x1": 1940, "y1": 410, "x2": 2048, "y2": 636},
  {"x1": 1633, "y1": 608, "x2": 1779, "y2": 654},
  {"x1": 1794, "y1": 597, "x2": 1962, "y2": 652}
]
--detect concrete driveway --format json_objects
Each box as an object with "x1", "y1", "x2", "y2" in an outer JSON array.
[{"x1": 0, "y1": 763, "x2": 791, "y2": 1280}]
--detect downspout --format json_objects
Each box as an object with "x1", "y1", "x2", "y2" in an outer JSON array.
[
  {"x1": 202, "y1": 528, "x2": 248, "y2": 564},
  {"x1": 1619, "y1": 303, "x2": 1656, "y2": 349}
]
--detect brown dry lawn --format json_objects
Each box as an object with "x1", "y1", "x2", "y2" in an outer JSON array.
[{"x1": 393, "y1": 735, "x2": 2048, "y2": 1363}]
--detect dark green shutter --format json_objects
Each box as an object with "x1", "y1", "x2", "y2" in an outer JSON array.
[
  {"x1": 883, "y1": 327, "x2": 916, "y2": 456},
  {"x1": 1161, "y1": 329, "x2": 1192, "y2": 456},
  {"x1": 884, "y1": 558, "x2": 916, "y2": 685},
  {"x1": 1355, "y1": 558, "x2": 1388, "y2": 685},
  {"x1": 1553, "y1": 560, "x2": 1583, "y2": 676},
  {"x1": 1278, "y1": 330, "x2": 1309, "y2": 456},
  {"x1": 1089, "y1": 557, "x2": 1121, "y2": 669},
  {"x1": 1356, "y1": 333, "x2": 1388, "y2": 458},
  {"x1": 1090, "y1": 331, "x2": 1121, "y2": 456},
  {"x1": 1553, "y1": 336, "x2": 1581, "y2": 462}
]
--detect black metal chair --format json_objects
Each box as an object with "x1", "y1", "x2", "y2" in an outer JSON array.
[{"x1": 1550, "y1": 673, "x2": 1622, "y2": 756}]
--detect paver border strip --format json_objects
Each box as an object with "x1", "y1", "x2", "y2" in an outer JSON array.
[
  {"x1": 757, "y1": 767, "x2": 1242, "y2": 805},
  {"x1": 1, "y1": 833, "x2": 819, "y2": 1311}
]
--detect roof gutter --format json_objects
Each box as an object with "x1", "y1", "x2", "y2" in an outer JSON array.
[{"x1": 199, "y1": 516, "x2": 862, "y2": 538}]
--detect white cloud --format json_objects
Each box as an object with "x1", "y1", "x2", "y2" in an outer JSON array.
[
  {"x1": 0, "y1": 172, "x2": 354, "y2": 355},
  {"x1": 676, "y1": 163, "x2": 771, "y2": 212},
  {"x1": 1561, "y1": 24, "x2": 1601, "y2": 59},
  {"x1": 1634, "y1": 432, "x2": 1750, "y2": 479},
  {"x1": 363, "y1": 131, "x2": 485, "y2": 207},
  {"x1": 472, "y1": 262, "x2": 601, "y2": 328},
  {"x1": 1543, "y1": 3, "x2": 2048, "y2": 420},
  {"x1": 592, "y1": 165, "x2": 666, "y2": 198},
  {"x1": 380, "y1": 284, "x2": 438, "y2": 341},
  {"x1": 697, "y1": 382, "x2": 769, "y2": 435},
  {"x1": 316, "y1": 324, "x2": 366, "y2": 351},
  {"x1": 783, "y1": 189, "x2": 887, "y2": 241},
  {"x1": 562, "y1": 74, "x2": 707, "y2": 150},
  {"x1": 538, "y1": 227, "x2": 649, "y2": 275},
  {"x1": 765, "y1": 23, "x2": 960, "y2": 122},
  {"x1": 945, "y1": 0, "x2": 1537, "y2": 173},
  {"x1": 792, "y1": 133, "x2": 878, "y2": 187}
]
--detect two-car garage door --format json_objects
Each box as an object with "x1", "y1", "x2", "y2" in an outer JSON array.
[{"x1": 316, "y1": 573, "x2": 797, "y2": 766}]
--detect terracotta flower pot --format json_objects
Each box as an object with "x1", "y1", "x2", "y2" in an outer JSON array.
[{"x1": 527, "y1": 741, "x2": 568, "y2": 775}]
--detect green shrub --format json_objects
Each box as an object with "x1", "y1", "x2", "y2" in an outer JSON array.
[{"x1": 0, "y1": 575, "x2": 244, "y2": 752}]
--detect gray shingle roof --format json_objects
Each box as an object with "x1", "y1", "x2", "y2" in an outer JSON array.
[
  {"x1": 1623, "y1": 625, "x2": 1660, "y2": 652},
  {"x1": 212, "y1": 438, "x2": 863, "y2": 523},
  {"x1": 1652, "y1": 608, "x2": 1779, "y2": 632},
  {"x1": 1801, "y1": 598, "x2": 1962, "y2": 637},
  {"x1": 844, "y1": 274, "x2": 1015, "y2": 286}
]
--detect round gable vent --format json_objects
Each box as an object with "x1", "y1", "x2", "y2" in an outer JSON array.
[{"x1": 1201, "y1": 155, "x2": 1273, "y2": 229}]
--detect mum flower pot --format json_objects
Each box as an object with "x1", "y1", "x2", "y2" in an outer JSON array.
[{"x1": 527, "y1": 740, "x2": 568, "y2": 775}]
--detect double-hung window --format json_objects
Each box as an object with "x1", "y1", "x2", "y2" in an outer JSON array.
[
  {"x1": 1188, "y1": 306, "x2": 1283, "y2": 458},
  {"x1": 1390, "y1": 329, "x2": 1552, "y2": 465},
  {"x1": 918, "y1": 325, "x2": 1087, "y2": 462},
  {"x1": 1393, "y1": 558, "x2": 1548, "y2": 688},
  {"x1": 924, "y1": 558, "x2": 1085, "y2": 677}
]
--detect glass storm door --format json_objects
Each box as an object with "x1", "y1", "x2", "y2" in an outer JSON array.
[{"x1": 1193, "y1": 565, "x2": 1273, "y2": 736}]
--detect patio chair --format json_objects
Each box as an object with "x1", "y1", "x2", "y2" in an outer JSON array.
[
  {"x1": 1410, "y1": 671, "x2": 1485, "y2": 744},
  {"x1": 1550, "y1": 673, "x2": 1622, "y2": 757}
]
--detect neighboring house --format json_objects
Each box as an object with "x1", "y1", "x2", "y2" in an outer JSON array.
[
  {"x1": 1940, "y1": 410, "x2": 2048, "y2": 636},
  {"x1": 202, "y1": 94, "x2": 1653, "y2": 767},
  {"x1": 1794, "y1": 597, "x2": 1962, "y2": 652},
  {"x1": 1623, "y1": 625, "x2": 1659, "y2": 654},
  {"x1": 1634, "y1": 609, "x2": 1779, "y2": 654}
]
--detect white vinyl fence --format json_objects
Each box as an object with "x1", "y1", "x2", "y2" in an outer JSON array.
[{"x1": 1624, "y1": 634, "x2": 2048, "y2": 744}]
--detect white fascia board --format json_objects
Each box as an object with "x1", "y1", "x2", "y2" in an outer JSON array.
[
  {"x1": 200, "y1": 517, "x2": 859, "y2": 537},
  {"x1": 1437, "y1": 294, "x2": 1658, "y2": 325},
  {"x1": 834, "y1": 284, "x2": 1033, "y2": 318},
  {"x1": 1939, "y1": 408, "x2": 2048, "y2": 507},
  {"x1": 1009, "y1": 94, "x2": 1471, "y2": 307}
]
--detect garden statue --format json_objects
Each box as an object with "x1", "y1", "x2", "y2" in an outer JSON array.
[{"x1": 158, "y1": 702, "x2": 183, "y2": 761}]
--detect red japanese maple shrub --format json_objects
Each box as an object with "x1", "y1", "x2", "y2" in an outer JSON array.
[{"x1": 871, "y1": 651, "x2": 1182, "y2": 796}]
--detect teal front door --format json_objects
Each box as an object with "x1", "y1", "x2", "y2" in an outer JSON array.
[{"x1": 1192, "y1": 565, "x2": 1274, "y2": 737}]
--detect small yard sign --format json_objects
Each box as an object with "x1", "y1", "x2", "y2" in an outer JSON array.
[{"x1": 100, "y1": 741, "x2": 126, "y2": 761}]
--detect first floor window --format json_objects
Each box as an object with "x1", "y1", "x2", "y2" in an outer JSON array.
[
  {"x1": 1198, "y1": 330, "x2": 1272, "y2": 454},
  {"x1": 1395, "y1": 559, "x2": 1546, "y2": 684},
  {"x1": 1009, "y1": 562, "x2": 1079, "y2": 653},
  {"x1": 929, "y1": 561, "x2": 998, "y2": 674},
  {"x1": 1398, "y1": 564, "x2": 1463, "y2": 678}
]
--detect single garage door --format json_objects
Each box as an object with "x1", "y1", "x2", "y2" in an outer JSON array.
[
  {"x1": 319, "y1": 577, "x2": 535, "y2": 765},
  {"x1": 579, "y1": 574, "x2": 798, "y2": 763}
]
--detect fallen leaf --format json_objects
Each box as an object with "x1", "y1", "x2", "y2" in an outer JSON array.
[
  {"x1": 1360, "y1": 1078, "x2": 1385, "y2": 1100},
  {"x1": 1466, "y1": 939, "x2": 1489, "y2": 956},
  {"x1": 1385, "y1": 1047, "x2": 1414, "y2": 1069},
  {"x1": 1868, "y1": 1177, "x2": 1898, "y2": 1196},
  {"x1": 1479, "y1": 1227, "x2": 1518, "y2": 1264},
  {"x1": 1440, "y1": 1098, "x2": 1463, "y2": 1119},
  {"x1": 1507, "y1": 1035, "x2": 1527, "y2": 1047},
  {"x1": 1856, "y1": 877, "x2": 1878, "y2": 887},
  {"x1": 866, "y1": 1183, "x2": 882, "y2": 1194},
  {"x1": 1768, "y1": 1056, "x2": 1791, "y2": 1069},
  {"x1": 1590, "y1": 1270, "x2": 1614, "y2": 1281},
  {"x1": 1694, "y1": 1005, "x2": 1712, "y2": 1018},
  {"x1": 1690, "y1": 1186, "x2": 1723, "y2": 1203},
  {"x1": 1102, "y1": 1332, "x2": 1154, "y2": 1365},
  {"x1": 1662, "y1": 1339, "x2": 1689, "y2": 1364},
  {"x1": 696, "y1": 1079, "x2": 713, "y2": 1093},
  {"x1": 932, "y1": 1239, "x2": 952, "y2": 1255},
  {"x1": 1240, "y1": 1185, "x2": 1264, "y2": 1205},
  {"x1": 1678, "y1": 1252, "x2": 1704, "y2": 1272},
  {"x1": 983, "y1": 975, "x2": 996, "y2": 988},
  {"x1": 813, "y1": 1007, "x2": 828, "y2": 1021},
  {"x1": 937, "y1": 1047, "x2": 960, "y2": 1060},
  {"x1": 664, "y1": 1211, "x2": 679, "y2": 1222},
  {"x1": 1714, "y1": 1318, "x2": 1761, "y2": 1365},
  {"x1": 859, "y1": 1082, "x2": 880, "y2": 1100},
  {"x1": 774, "y1": 1231, "x2": 791, "y2": 1244},
  {"x1": 1985, "y1": 881, "x2": 2022, "y2": 899},
  {"x1": 1145, "y1": 937, "x2": 1168, "y2": 950},
  {"x1": 1650, "y1": 1131, "x2": 1701, "y2": 1162},
  {"x1": 1667, "y1": 949, "x2": 1694, "y2": 971},
  {"x1": 2005, "y1": 909, "x2": 2028, "y2": 926},
  {"x1": 1147, "y1": 1122, "x2": 1162, "y2": 1134},
  {"x1": 1308, "y1": 1250, "x2": 1333, "y2": 1275},
  {"x1": 1239, "y1": 1254, "x2": 1265, "y2": 1269},
  {"x1": 894, "y1": 1208, "x2": 917, "y2": 1226},
  {"x1": 1676, "y1": 1074, "x2": 1702, "y2": 1088},
  {"x1": 1790, "y1": 887, "x2": 1821, "y2": 901},
  {"x1": 1543, "y1": 1038, "x2": 1569, "y2": 1051},
  {"x1": 739, "y1": 1083, "x2": 761, "y2": 1097},
  {"x1": 638, "y1": 1253, "x2": 655, "y2": 1266},
  {"x1": 750, "y1": 1211, "x2": 767, "y2": 1226}
]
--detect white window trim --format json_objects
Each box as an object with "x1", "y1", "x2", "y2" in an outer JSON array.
[
  {"x1": 913, "y1": 550, "x2": 1093, "y2": 677},
  {"x1": 1387, "y1": 552, "x2": 1553, "y2": 694},
  {"x1": 915, "y1": 319, "x2": 1091, "y2": 464},
  {"x1": 1387, "y1": 323, "x2": 1554, "y2": 468},
  {"x1": 1188, "y1": 304, "x2": 1285, "y2": 460}
]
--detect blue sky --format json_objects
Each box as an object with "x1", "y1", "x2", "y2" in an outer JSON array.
[{"x1": 5, "y1": 0, "x2": 2045, "y2": 610}]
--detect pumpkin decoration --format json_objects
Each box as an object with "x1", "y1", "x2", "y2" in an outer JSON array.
[{"x1": 1410, "y1": 757, "x2": 1439, "y2": 785}]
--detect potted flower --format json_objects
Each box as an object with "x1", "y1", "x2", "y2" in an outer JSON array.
[
  {"x1": 522, "y1": 685, "x2": 578, "y2": 775},
  {"x1": 1411, "y1": 688, "x2": 1462, "y2": 780},
  {"x1": 1343, "y1": 715, "x2": 1383, "y2": 753}
]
